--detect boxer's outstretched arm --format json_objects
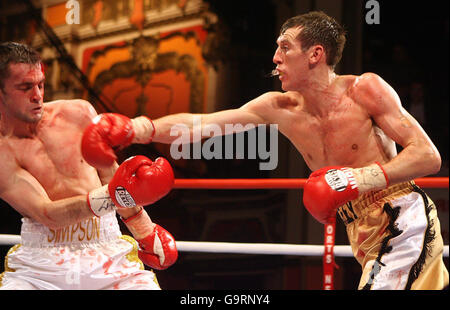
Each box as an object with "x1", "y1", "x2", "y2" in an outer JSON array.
[
  {"x1": 152, "y1": 110, "x2": 264, "y2": 144},
  {"x1": 152, "y1": 91, "x2": 289, "y2": 144},
  {"x1": 353, "y1": 73, "x2": 441, "y2": 183}
]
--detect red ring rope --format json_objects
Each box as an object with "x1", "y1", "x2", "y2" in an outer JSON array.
[
  {"x1": 172, "y1": 176, "x2": 448, "y2": 290},
  {"x1": 174, "y1": 177, "x2": 448, "y2": 189}
]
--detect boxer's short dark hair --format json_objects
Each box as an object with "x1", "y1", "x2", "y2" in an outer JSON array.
[
  {"x1": 281, "y1": 11, "x2": 346, "y2": 68},
  {"x1": 0, "y1": 42, "x2": 41, "y2": 90}
]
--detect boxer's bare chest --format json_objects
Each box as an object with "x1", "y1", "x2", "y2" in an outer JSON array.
[
  {"x1": 8, "y1": 109, "x2": 98, "y2": 199},
  {"x1": 283, "y1": 92, "x2": 382, "y2": 170}
]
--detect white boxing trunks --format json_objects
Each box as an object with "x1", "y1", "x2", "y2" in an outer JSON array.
[{"x1": 0, "y1": 212, "x2": 160, "y2": 290}]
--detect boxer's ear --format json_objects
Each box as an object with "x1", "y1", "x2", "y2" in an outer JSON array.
[{"x1": 309, "y1": 45, "x2": 325, "y2": 66}]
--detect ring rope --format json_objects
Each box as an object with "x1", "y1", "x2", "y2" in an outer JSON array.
[
  {"x1": 173, "y1": 177, "x2": 448, "y2": 189},
  {"x1": 0, "y1": 234, "x2": 448, "y2": 257},
  {"x1": 0, "y1": 176, "x2": 448, "y2": 287}
]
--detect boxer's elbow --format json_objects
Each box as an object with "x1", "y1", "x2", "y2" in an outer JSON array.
[
  {"x1": 34, "y1": 203, "x2": 68, "y2": 230},
  {"x1": 33, "y1": 213, "x2": 61, "y2": 230},
  {"x1": 415, "y1": 142, "x2": 442, "y2": 176},
  {"x1": 426, "y1": 148, "x2": 442, "y2": 175}
]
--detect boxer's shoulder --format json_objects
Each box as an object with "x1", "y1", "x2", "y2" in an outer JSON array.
[
  {"x1": 347, "y1": 72, "x2": 397, "y2": 114},
  {"x1": 44, "y1": 99, "x2": 95, "y2": 115},
  {"x1": 349, "y1": 72, "x2": 384, "y2": 97},
  {"x1": 43, "y1": 99, "x2": 97, "y2": 126},
  {"x1": 241, "y1": 91, "x2": 304, "y2": 125}
]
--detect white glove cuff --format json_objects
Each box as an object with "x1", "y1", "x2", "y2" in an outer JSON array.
[
  {"x1": 87, "y1": 185, "x2": 116, "y2": 217},
  {"x1": 131, "y1": 116, "x2": 155, "y2": 144},
  {"x1": 352, "y1": 163, "x2": 389, "y2": 194}
]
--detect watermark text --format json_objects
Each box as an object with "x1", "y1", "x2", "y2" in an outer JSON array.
[
  {"x1": 169, "y1": 116, "x2": 278, "y2": 171},
  {"x1": 66, "y1": 0, "x2": 80, "y2": 25},
  {"x1": 365, "y1": 0, "x2": 380, "y2": 25}
]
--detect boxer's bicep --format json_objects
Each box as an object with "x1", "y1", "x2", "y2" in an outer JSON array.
[
  {"x1": 374, "y1": 104, "x2": 427, "y2": 149},
  {"x1": 355, "y1": 73, "x2": 433, "y2": 150},
  {"x1": 153, "y1": 103, "x2": 267, "y2": 143},
  {"x1": 0, "y1": 163, "x2": 91, "y2": 229},
  {"x1": 239, "y1": 91, "x2": 288, "y2": 124},
  {"x1": 371, "y1": 98, "x2": 441, "y2": 178},
  {"x1": 200, "y1": 91, "x2": 290, "y2": 130},
  {"x1": 0, "y1": 165, "x2": 52, "y2": 222},
  {"x1": 200, "y1": 108, "x2": 266, "y2": 137},
  {"x1": 354, "y1": 73, "x2": 441, "y2": 181}
]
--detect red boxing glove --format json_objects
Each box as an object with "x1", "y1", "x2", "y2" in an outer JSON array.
[
  {"x1": 109, "y1": 155, "x2": 174, "y2": 208},
  {"x1": 137, "y1": 224, "x2": 178, "y2": 270},
  {"x1": 81, "y1": 113, "x2": 155, "y2": 168},
  {"x1": 303, "y1": 163, "x2": 389, "y2": 224},
  {"x1": 87, "y1": 155, "x2": 174, "y2": 216},
  {"x1": 303, "y1": 166, "x2": 359, "y2": 224}
]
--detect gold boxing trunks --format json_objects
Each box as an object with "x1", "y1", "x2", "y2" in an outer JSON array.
[{"x1": 338, "y1": 181, "x2": 448, "y2": 290}]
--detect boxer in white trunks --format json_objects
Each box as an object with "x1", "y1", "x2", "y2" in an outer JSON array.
[
  {"x1": 81, "y1": 12, "x2": 448, "y2": 289},
  {"x1": 0, "y1": 42, "x2": 177, "y2": 290}
]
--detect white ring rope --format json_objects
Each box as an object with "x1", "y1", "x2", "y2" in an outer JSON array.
[
  {"x1": 0, "y1": 234, "x2": 448, "y2": 257},
  {"x1": 176, "y1": 241, "x2": 356, "y2": 257}
]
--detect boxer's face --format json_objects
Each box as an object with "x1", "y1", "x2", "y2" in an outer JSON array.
[
  {"x1": 273, "y1": 26, "x2": 310, "y2": 91},
  {"x1": 0, "y1": 62, "x2": 45, "y2": 123}
]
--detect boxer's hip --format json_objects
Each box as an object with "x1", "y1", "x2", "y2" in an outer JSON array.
[
  {"x1": 338, "y1": 181, "x2": 448, "y2": 289},
  {"x1": 337, "y1": 181, "x2": 414, "y2": 226},
  {"x1": 20, "y1": 211, "x2": 121, "y2": 247},
  {"x1": 0, "y1": 212, "x2": 159, "y2": 290}
]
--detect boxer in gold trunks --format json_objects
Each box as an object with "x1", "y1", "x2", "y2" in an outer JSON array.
[{"x1": 87, "y1": 11, "x2": 448, "y2": 289}]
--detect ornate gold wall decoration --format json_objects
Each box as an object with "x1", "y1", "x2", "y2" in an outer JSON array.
[{"x1": 83, "y1": 25, "x2": 208, "y2": 118}]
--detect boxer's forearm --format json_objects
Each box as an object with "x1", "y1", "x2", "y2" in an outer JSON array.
[
  {"x1": 37, "y1": 195, "x2": 96, "y2": 230},
  {"x1": 380, "y1": 144, "x2": 441, "y2": 185},
  {"x1": 152, "y1": 113, "x2": 201, "y2": 144},
  {"x1": 152, "y1": 109, "x2": 264, "y2": 144},
  {"x1": 39, "y1": 183, "x2": 166, "y2": 231},
  {"x1": 116, "y1": 205, "x2": 144, "y2": 221},
  {"x1": 38, "y1": 195, "x2": 140, "y2": 229}
]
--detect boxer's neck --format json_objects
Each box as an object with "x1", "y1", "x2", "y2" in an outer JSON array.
[
  {"x1": 299, "y1": 70, "x2": 340, "y2": 117},
  {"x1": 0, "y1": 114, "x2": 40, "y2": 138}
]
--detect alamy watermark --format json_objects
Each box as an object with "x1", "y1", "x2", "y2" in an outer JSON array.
[
  {"x1": 64, "y1": 1, "x2": 381, "y2": 26},
  {"x1": 66, "y1": 0, "x2": 80, "y2": 25},
  {"x1": 365, "y1": 0, "x2": 380, "y2": 25},
  {"x1": 169, "y1": 116, "x2": 279, "y2": 171},
  {"x1": 65, "y1": 260, "x2": 81, "y2": 286}
]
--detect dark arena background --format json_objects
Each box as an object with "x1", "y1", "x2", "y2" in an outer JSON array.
[{"x1": 0, "y1": 0, "x2": 448, "y2": 292}]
